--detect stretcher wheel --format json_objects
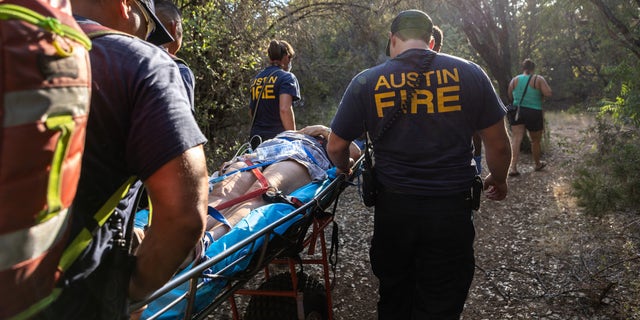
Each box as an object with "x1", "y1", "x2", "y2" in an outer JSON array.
[{"x1": 244, "y1": 272, "x2": 328, "y2": 320}]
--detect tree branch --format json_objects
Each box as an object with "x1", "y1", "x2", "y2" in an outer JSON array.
[{"x1": 589, "y1": 0, "x2": 640, "y2": 60}]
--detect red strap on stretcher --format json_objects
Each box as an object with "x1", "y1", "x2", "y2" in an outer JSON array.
[
  {"x1": 214, "y1": 159, "x2": 270, "y2": 210},
  {"x1": 280, "y1": 193, "x2": 304, "y2": 208}
]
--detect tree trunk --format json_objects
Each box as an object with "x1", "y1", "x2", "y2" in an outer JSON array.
[{"x1": 441, "y1": 0, "x2": 514, "y2": 102}]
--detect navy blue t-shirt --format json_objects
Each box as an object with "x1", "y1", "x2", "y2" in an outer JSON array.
[
  {"x1": 176, "y1": 58, "x2": 196, "y2": 114},
  {"x1": 331, "y1": 49, "x2": 505, "y2": 195},
  {"x1": 66, "y1": 18, "x2": 207, "y2": 285},
  {"x1": 249, "y1": 65, "x2": 301, "y2": 140}
]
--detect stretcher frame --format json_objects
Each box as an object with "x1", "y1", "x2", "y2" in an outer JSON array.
[{"x1": 130, "y1": 156, "x2": 363, "y2": 320}]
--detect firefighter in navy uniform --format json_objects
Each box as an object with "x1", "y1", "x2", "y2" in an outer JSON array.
[
  {"x1": 327, "y1": 9, "x2": 511, "y2": 319},
  {"x1": 248, "y1": 40, "x2": 301, "y2": 149}
]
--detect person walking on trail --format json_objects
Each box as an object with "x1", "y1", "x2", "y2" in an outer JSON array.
[
  {"x1": 327, "y1": 9, "x2": 511, "y2": 319},
  {"x1": 38, "y1": 0, "x2": 209, "y2": 318},
  {"x1": 507, "y1": 58, "x2": 553, "y2": 176},
  {"x1": 248, "y1": 39, "x2": 301, "y2": 149}
]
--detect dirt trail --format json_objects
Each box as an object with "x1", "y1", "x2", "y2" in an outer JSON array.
[{"x1": 329, "y1": 111, "x2": 640, "y2": 319}]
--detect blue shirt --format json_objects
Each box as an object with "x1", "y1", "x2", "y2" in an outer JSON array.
[
  {"x1": 249, "y1": 65, "x2": 301, "y2": 140},
  {"x1": 173, "y1": 56, "x2": 196, "y2": 114},
  {"x1": 331, "y1": 49, "x2": 505, "y2": 195}
]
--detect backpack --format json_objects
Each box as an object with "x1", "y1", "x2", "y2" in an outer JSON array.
[{"x1": 0, "y1": 0, "x2": 92, "y2": 319}]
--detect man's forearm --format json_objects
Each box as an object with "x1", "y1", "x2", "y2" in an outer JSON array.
[
  {"x1": 485, "y1": 144, "x2": 511, "y2": 183},
  {"x1": 481, "y1": 120, "x2": 511, "y2": 183},
  {"x1": 330, "y1": 149, "x2": 351, "y2": 172},
  {"x1": 129, "y1": 147, "x2": 208, "y2": 301},
  {"x1": 327, "y1": 133, "x2": 352, "y2": 173},
  {"x1": 129, "y1": 212, "x2": 204, "y2": 301}
]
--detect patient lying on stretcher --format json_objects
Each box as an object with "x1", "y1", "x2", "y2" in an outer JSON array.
[
  {"x1": 205, "y1": 125, "x2": 361, "y2": 240},
  {"x1": 133, "y1": 125, "x2": 360, "y2": 267}
]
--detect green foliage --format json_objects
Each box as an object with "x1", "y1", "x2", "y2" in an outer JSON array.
[
  {"x1": 533, "y1": 0, "x2": 602, "y2": 104},
  {"x1": 572, "y1": 118, "x2": 640, "y2": 215},
  {"x1": 578, "y1": 0, "x2": 640, "y2": 127},
  {"x1": 598, "y1": 61, "x2": 640, "y2": 127},
  {"x1": 285, "y1": 2, "x2": 395, "y2": 103},
  {"x1": 178, "y1": 1, "x2": 282, "y2": 165}
]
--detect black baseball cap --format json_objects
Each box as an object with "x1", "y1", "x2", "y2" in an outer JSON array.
[
  {"x1": 385, "y1": 10, "x2": 433, "y2": 56},
  {"x1": 137, "y1": 0, "x2": 174, "y2": 45}
]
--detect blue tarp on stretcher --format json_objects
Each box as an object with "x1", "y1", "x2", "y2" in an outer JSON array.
[{"x1": 138, "y1": 168, "x2": 337, "y2": 320}]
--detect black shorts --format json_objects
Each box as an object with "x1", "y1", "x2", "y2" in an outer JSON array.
[{"x1": 508, "y1": 107, "x2": 544, "y2": 131}]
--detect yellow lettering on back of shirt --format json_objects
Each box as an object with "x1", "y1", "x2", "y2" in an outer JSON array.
[
  {"x1": 372, "y1": 68, "x2": 462, "y2": 116},
  {"x1": 411, "y1": 89, "x2": 435, "y2": 114},
  {"x1": 374, "y1": 91, "x2": 395, "y2": 117},
  {"x1": 437, "y1": 85, "x2": 461, "y2": 112},
  {"x1": 251, "y1": 84, "x2": 276, "y2": 100}
]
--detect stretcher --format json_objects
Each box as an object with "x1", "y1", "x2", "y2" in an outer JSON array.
[{"x1": 130, "y1": 156, "x2": 363, "y2": 320}]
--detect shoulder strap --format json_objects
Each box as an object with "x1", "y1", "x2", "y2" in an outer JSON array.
[
  {"x1": 11, "y1": 177, "x2": 138, "y2": 320},
  {"x1": 517, "y1": 74, "x2": 533, "y2": 104},
  {"x1": 0, "y1": 4, "x2": 92, "y2": 52},
  {"x1": 57, "y1": 176, "x2": 138, "y2": 274},
  {"x1": 78, "y1": 22, "x2": 131, "y2": 39}
]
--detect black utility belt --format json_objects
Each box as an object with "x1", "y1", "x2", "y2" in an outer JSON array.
[
  {"x1": 379, "y1": 188, "x2": 471, "y2": 200},
  {"x1": 379, "y1": 178, "x2": 483, "y2": 211}
]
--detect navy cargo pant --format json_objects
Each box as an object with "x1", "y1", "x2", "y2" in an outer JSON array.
[{"x1": 370, "y1": 189, "x2": 476, "y2": 320}]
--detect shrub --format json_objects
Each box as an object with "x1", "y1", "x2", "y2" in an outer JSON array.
[{"x1": 572, "y1": 118, "x2": 640, "y2": 215}]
